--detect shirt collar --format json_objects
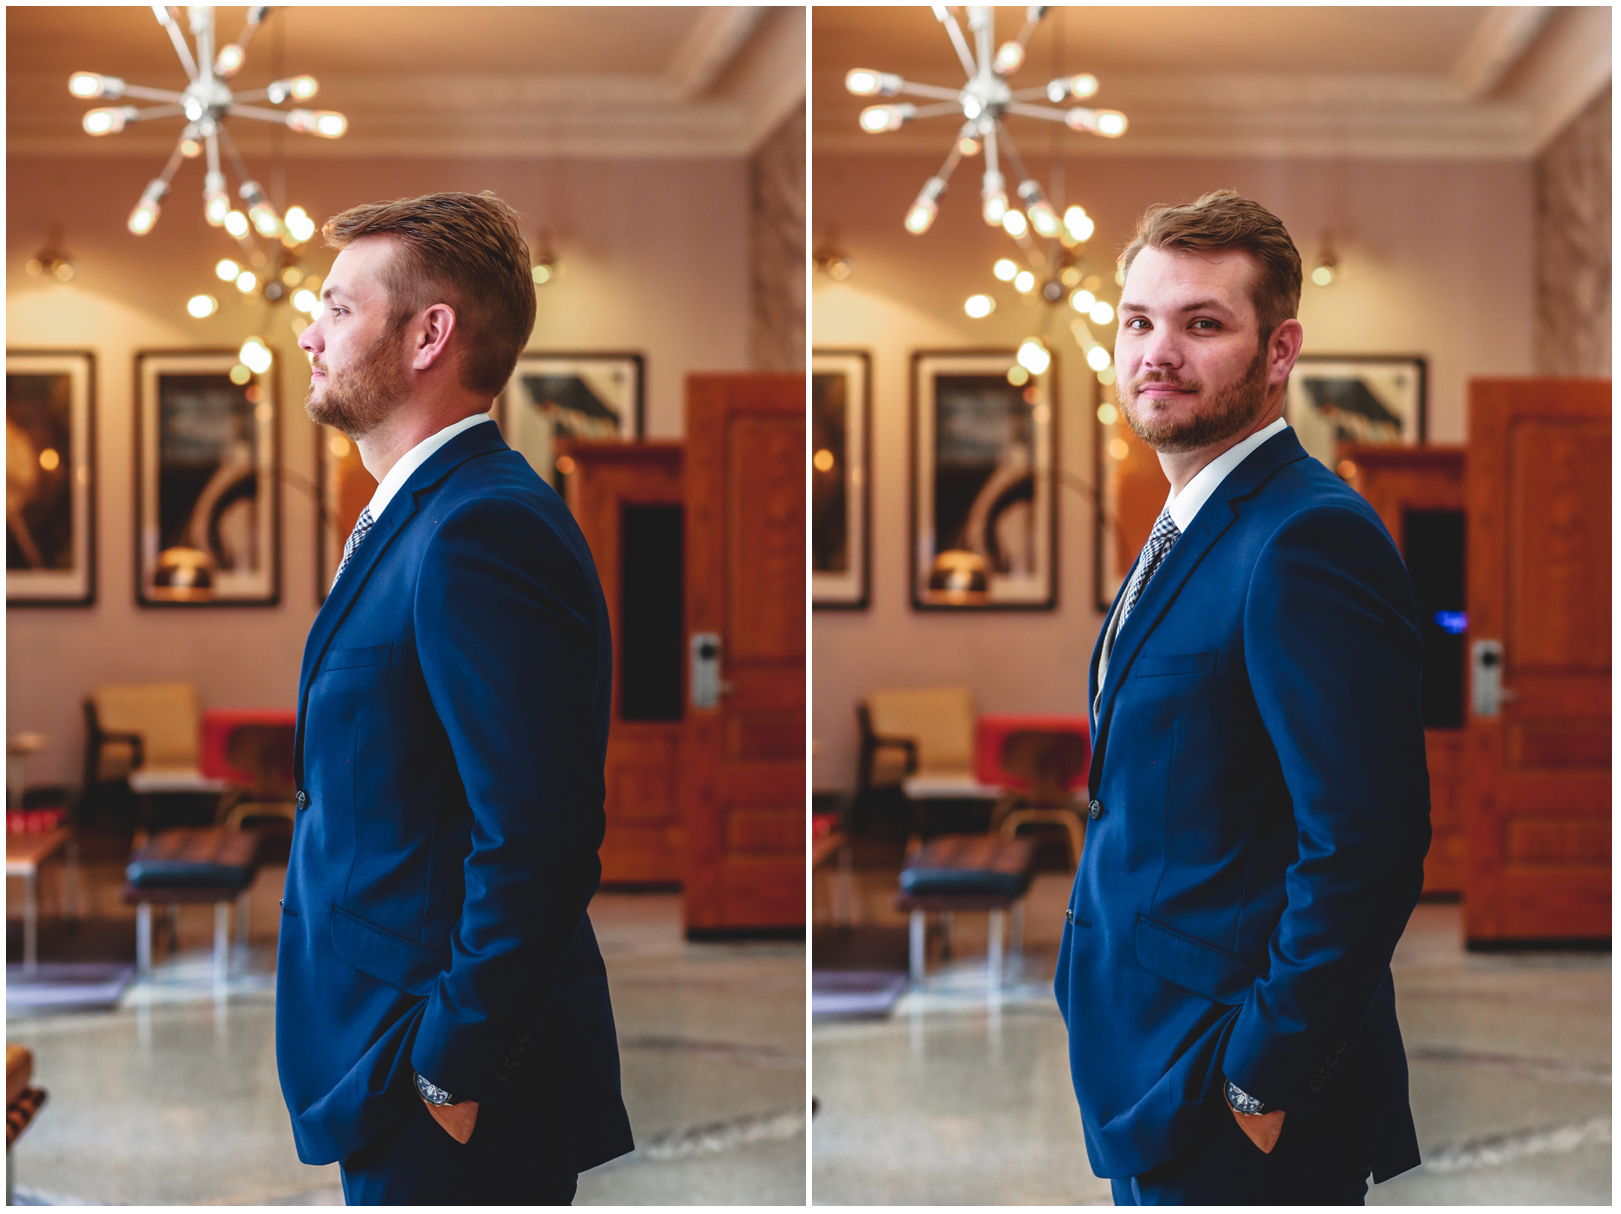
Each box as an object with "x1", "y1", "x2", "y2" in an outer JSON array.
[
  {"x1": 1164, "y1": 417, "x2": 1289, "y2": 533},
  {"x1": 365, "y1": 413, "x2": 494, "y2": 523}
]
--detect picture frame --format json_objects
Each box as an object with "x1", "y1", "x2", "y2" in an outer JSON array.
[
  {"x1": 911, "y1": 349, "x2": 1057, "y2": 611},
  {"x1": 314, "y1": 425, "x2": 377, "y2": 602},
  {"x1": 1286, "y1": 354, "x2": 1427, "y2": 472},
  {"x1": 1094, "y1": 404, "x2": 1169, "y2": 614},
  {"x1": 811, "y1": 349, "x2": 871, "y2": 610},
  {"x1": 500, "y1": 352, "x2": 644, "y2": 493},
  {"x1": 135, "y1": 350, "x2": 279, "y2": 606},
  {"x1": 7, "y1": 349, "x2": 96, "y2": 606}
]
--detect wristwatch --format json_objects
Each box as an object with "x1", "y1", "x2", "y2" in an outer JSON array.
[
  {"x1": 415, "y1": 1071, "x2": 457, "y2": 1106},
  {"x1": 1224, "y1": 1077, "x2": 1271, "y2": 1117}
]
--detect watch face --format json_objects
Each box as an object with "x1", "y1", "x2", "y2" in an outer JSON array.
[{"x1": 415, "y1": 1072, "x2": 454, "y2": 1106}]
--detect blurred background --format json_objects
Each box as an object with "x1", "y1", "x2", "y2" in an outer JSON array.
[
  {"x1": 809, "y1": 6, "x2": 1608, "y2": 1205},
  {"x1": 7, "y1": 6, "x2": 805, "y2": 1204}
]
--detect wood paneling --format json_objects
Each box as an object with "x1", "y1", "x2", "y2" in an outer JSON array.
[
  {"x1": 682, "y1": 374, "x2": 806, "y2": 932},
  {"x1": 562, "y1": 441, "x2": 686, "y2": 885},
  {"x1": 1464, "y1": 378, "x2": 1610, "y2": 943}
]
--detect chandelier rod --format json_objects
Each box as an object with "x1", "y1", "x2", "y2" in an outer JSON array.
[
  {"x1": 935, "y1": 7, "x2": 978, "y2": 78},
  {"x1": 152, "y1": 6, "x2": 199, "y2": 81}
]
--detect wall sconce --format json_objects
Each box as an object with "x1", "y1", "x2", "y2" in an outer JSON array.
[
  {"x1": 814, "y1": 227, "x2": 852, "y2": 281},
  {"x1": 24, "y1": 230, "x2": 76, "y2": 282},
  {"x1": 531, "y1": 232, "x2": 557, "y2": 286},
  {"x1": 1311, "y1": 233, "x2": 1341, "y2": 286}
]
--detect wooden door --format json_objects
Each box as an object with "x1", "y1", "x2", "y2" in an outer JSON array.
[
  {"x1": 1464, "y1": 379, "x2": 1610, "y2": 943},
  {"x1": 682, "y1": 374, "x2": 805, "y2": 933},
  {"x1": 1341, "y1": 445, "x2": 1468, "y2": 894},
  {"x1": 562, "y1": 441, "x2": 686, "y2": 885}
]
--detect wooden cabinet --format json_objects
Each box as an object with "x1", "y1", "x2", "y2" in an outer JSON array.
[{"x1": 561, "y1": 441, "x2": 686, "y2": 885}]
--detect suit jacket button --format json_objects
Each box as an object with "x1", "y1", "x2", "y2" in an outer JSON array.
[
  {"x1": 1088, "y1": 799, "x2": 1103, "y2": 819},
  {"x1": 295, "y1": 790, "x2": 309, "y2": 810},
  {"x1": 1065, "y1": 908, "x2": 1074, "y2": 924}
]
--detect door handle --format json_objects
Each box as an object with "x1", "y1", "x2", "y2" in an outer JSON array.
[
  {"x1": 691, "y1": 632, "x2": 723, "y2": 709},
  {"x1": 1471, "y1": 639, "x2": 1514, "y2": 717}
]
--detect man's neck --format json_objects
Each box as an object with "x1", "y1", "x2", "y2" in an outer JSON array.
[
  {"x1": 1156, "y1": 391, "x2": 1285, "y2": 495},
  {"x1": 358, "y1": 400, "x2": 492, "y2": 483}
]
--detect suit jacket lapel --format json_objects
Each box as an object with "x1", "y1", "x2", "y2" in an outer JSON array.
[
  {"x1": 293, "y1": 420, "x2": 509, "y2": 785},
  {"x1": 1089, "y1": 429, "x2": 1310, "y2": 786}
]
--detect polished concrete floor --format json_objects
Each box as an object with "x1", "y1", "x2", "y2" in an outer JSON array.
[
  {"x1": 811, "y1": 869, "x2": 1611, "y2": 1205},
  {"x1": 8, "y1": 867, "x2": 805, "y2": 1205}
]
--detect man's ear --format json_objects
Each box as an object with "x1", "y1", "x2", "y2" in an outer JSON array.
[
  {"x1": 1268, "y1": 318, "x2": 1304, "y2": 387},
  {"x1": 411, "y1": 303, "x2": 458, "y2": 372}
]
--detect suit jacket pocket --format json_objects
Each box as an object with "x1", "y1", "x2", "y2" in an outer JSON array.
[
  {"x1": 324, "y1": 643, "x2": 393, "y2": 671},
  {"x1": 1133, "y1": 650, "x2": 1219, "y2": 678},
  {"x1": 1134, "y1": 914, "x2": 1258, "y2": 1006},
  {"x1": 330, "y1": 904, "x2": 449, "y2": 997}
]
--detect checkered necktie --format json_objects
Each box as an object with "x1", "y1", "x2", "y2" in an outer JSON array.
[
  {"x1": 1120, "y1": 507, "x2": 1181, "y2": 626},
  {"x1": 1095, "y1": 507, "x2": 1181, "y2": 716},
  {"x1": 332, "y1": 506, "x2": 374, "y2": 588}
]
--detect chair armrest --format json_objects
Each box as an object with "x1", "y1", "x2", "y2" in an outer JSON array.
[
  {"x1": 868, "y1": 733, "x2": 919, "y2": 776},
  {"x1": 98, "y1": 730, "x2": 145, "y2": 773}
]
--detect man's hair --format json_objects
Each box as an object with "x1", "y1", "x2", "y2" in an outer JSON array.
[
  {"x1": 323, "y1": 191, "x2": 536, "y2": 397},
  {"x1": 1118, "y1": 190, "x2": 1302, "y2": 343}
]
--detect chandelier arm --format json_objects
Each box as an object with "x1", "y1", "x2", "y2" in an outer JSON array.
[
  {"x1": 1004, "y1": 103, "x2": 1068, "y2": 123},
  {"x1": 971, "y1": 9, "x2": 995, "y2": 83},
  {"x1": 1006, "y1": 87, "x2": 1055, "y2": 102},
  {"x1": 216, "y1": 123, "x2": 256, "y2": 188},
  {"x1": 236, "y1": 6, "x2": 269, "y2": 54},
  {"x1": 983, "y1": 122, "x2": 1001, "y2": 184},
  {"x1": 935, "y1": 140, "x2": 966, "y2": 187},
  {"x1": 156, "y1": 133, "x2": 190, "y2": 186},
  {"x1": 124, "y1": 104, "x2": 188, "y2": 123},
  {"x1": 191, "y1": 7, "x2": 217, "y2": 85},
  {"x1": 227, "y1": 88, "x2": 273, "y2": 104},
  {"x1": 205, "y1": 127, "x2": 224, "y2": 181},
  {"x1": 227, "y1": 102, "x2": 298, "y2": 124},
  {"x1": 116, "y1": 83, "x2": 190, "y2": 104},
  {"x1": 151, "y1": 6, "x2": 199, "y2": 82},
  {"x1": 910, "y1": 102, "x2": 968, "y2": 121},
  {"x1": 892, "y1": 81, "x2": 965, "y2": 102},
  {"x1": 999, "y1": 125, "x2": 1033, "y2": 185},
  {"x1": 935, "y1": 8, "x2": 978, "y2": 78},
  {"x1": 1013, "y1": 14, "x2": 1043, "y2": 49}
]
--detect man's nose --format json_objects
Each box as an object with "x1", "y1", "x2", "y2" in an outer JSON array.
[
  {"x1": 297, "y1": 322, "x2": 321, "y2": 356},
  {"x1": 1140, "y1": 325, "x2": 1183, "y2": 368}
]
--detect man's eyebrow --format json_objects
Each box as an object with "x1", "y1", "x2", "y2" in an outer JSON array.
[
  {"x1": 1118, "y1": 298, "x2": 1235, "y2": 315},
  {"x1": 320, "y1": 283, "x2": 348, "y2": 301}
]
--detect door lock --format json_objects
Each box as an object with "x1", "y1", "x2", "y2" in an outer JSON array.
[
  {"x1": 691, "y1": 632, "x2": 723, "y2": 709},
  {"x1": 1471, "y1": 639, "x2": 1517, "y2": 717}
]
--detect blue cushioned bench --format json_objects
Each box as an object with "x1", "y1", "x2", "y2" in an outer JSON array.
[
  {"x1": 896, "y1": 834, "x2": 1036, "y2": 994},
  {"x1": 123, "y1": 827, "x2": 262, "y2": 980}
]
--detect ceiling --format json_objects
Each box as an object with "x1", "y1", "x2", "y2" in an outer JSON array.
[
  {"x1": 8, "y1": 6, "x2": 806, "y2": 160},
  {"x1": 813, "y1": 6, "x2": 1611, "y2": 160}
]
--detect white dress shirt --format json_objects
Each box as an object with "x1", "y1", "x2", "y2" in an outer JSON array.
[
  {"x1": 1163, "y1": 416, "x2": 1289, "y2": 533},
  {"x1": 364, "y1": 413, "x2": 494, "y2": 525}
]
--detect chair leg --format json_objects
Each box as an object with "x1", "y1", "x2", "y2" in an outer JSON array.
[
  {"x1": 236, "y1": 889, "x2": 252, "y2": 971},
  {"x1": 213, "y1": 901, "x2": 230, "y2": 984},
  {"x1": 987, "y1": 908, "x2": 1005, "y2": 996},
  {"x1": 136, "y1": 901, "x2": 152, "y2": 975},
  {"x1": 1011, "y1": 899, "x2": 1025, "y2": 965},
  {"x1": 23, "y1": 869, "x2": 38, "y2": 976},
  {"x1": 939, "y1": 910, "x2": 953, "y2": 962},
  {"x1": 909, "y1": 910, "x2": 926, "y2": 984}
]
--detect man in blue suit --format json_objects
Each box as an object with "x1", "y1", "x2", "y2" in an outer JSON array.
[
  {"x1": 1055, "y1": 191, "x2": 1430, "y2": 1204},
  {"x1": 277, "y1": 192, "x2": 633, "y2": 1204}
]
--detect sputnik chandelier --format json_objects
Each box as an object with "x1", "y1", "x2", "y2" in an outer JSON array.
[
  {"x1": 69, "y1": 5, "x2": 345, "y2": 238},
  {"x1": 846, "y1": 5, "x2": 1127, "y2": 237}
]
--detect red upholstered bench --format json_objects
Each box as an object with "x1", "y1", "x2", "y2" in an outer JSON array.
[{"x1": 896, "y1": 834, "x2": 1037, "y2": 994}]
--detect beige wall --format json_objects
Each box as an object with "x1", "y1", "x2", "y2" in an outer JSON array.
[
  {"x1": 1535, "y1": 84, "x2": 1612, "y2": 376},
  {"x1": 811, "y1": 152, "x2": 1535, "y2": 791},
  {"x1": 9, "y1": 154, "x2": 752, "y2": 787}
]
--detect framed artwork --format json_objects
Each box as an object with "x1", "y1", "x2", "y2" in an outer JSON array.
[
  {"x1": 135, "y1": 350, "x2": 279, "y2": 606},
  {"x1": 910, "y1": 349, "x2": 1057, "y2": 611},
  {"x1": 500, "y1": 352, "x2": 643, "y2": 494},
  {"x1": 315, "y1": 426, "x2": 377, "y2": 602},
  {"x1": 811, "y1": 349, "x2": 870, "y2": 609},
  {"x1": 7, "y1": 350, "x2": 96, "y2": 606},
  {"x1": 1094, "y1": 402, "x2": 1170, "y2": 613},
  {"x1": 1286, "y1": 355, "x2": 1427, "y2": 472}
]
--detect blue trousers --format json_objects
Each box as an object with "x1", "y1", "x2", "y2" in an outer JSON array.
[
  {"x1": 340, "y1": 1092, "x2": 578, "y2": 1205},
  {"x1": 1111, "y1": 1091, "x2": 1371, "y2": 1206}
]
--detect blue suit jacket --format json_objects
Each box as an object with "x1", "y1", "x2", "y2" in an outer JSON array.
[
  {"x1": 1055, "y1": 428, "x2": 1430, "y2": 1183},
  {"x1": 275, "y1": 421, "x2": 634, "y2": 1172}
]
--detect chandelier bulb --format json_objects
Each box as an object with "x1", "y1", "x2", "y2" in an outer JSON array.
[
  {"x1": 1002, "y1": 209, "x2": 1029, "y2": 238},
  {"x1": 859, "y1": 104, "x2": 914, "y2": 135},
  {"x1": 287, "y1": 109, "x2": 347, "y2": 138},
  {"x1": 83, "y1": 106, "x2": 135, "y2": 136},
  {"x1": 70, "y1": 72, "x2": 124, "y2": 100},
  {"x1": 846, "y1": 69, "x2": 901, "y2": 98},
  {"x1": 981, "y1": 170, "x2": 1008, "y2": 227},
  {"x1": 994, "y1": 42, "x2": 1025, "y2": 75},
  {"x1": 214, "y1": 44, "x2": 245, "y2": 77}
]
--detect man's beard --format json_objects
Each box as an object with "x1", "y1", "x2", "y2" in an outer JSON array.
[
  {"x1": 1120, "y1": 342, "x2": 1270, "y2": 454},
  {"x1": 305, "y1": 326, "x2": 410, "y2": 440}
]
